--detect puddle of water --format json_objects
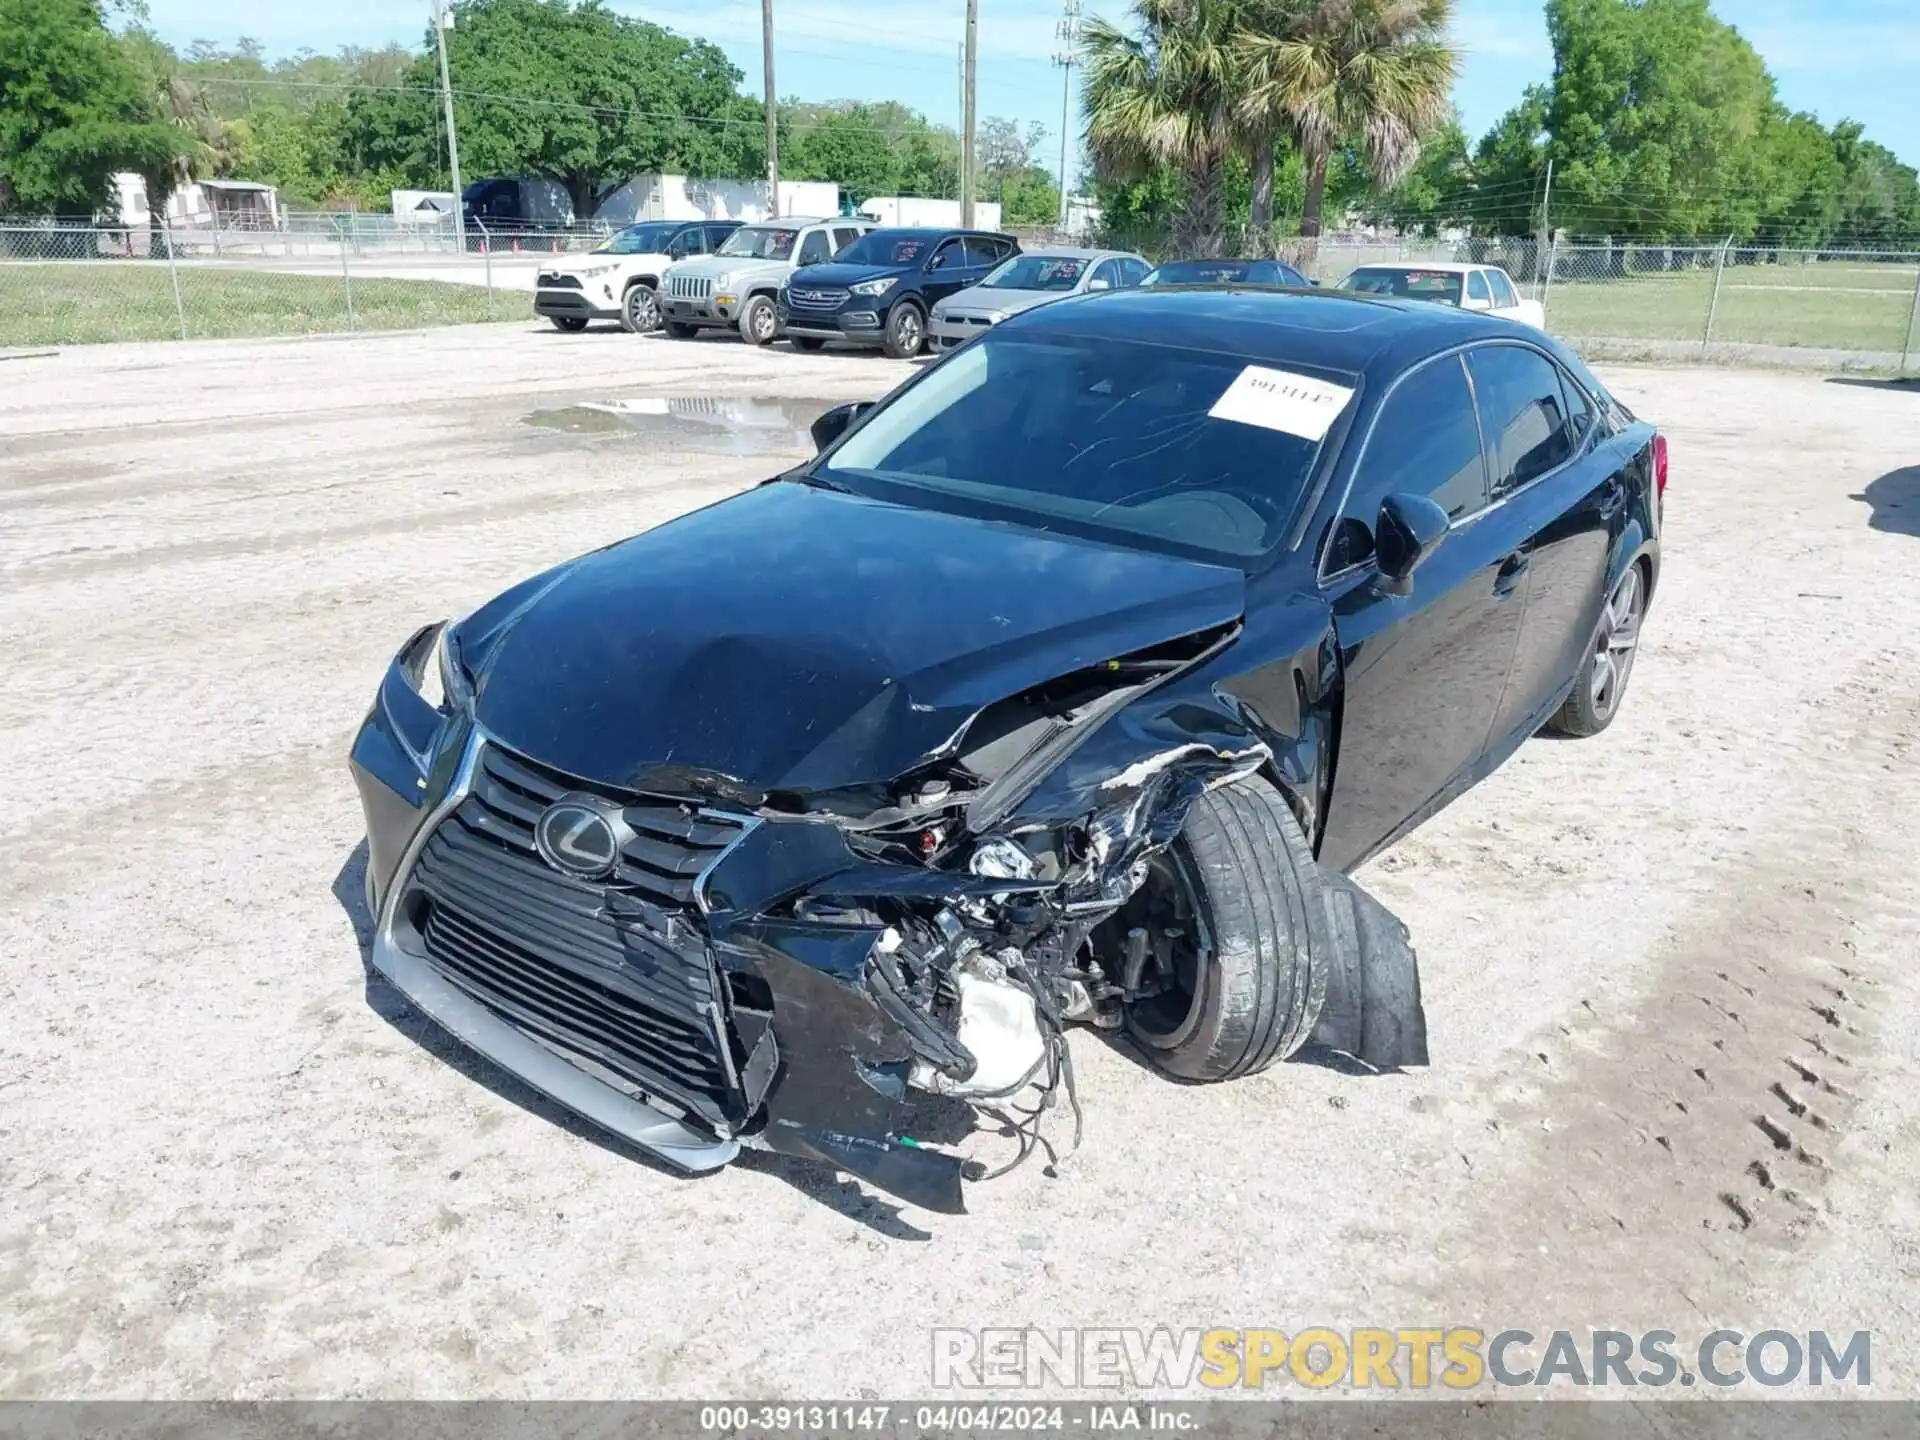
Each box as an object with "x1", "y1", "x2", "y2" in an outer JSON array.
[{"x1": 524, "y1": 395, "x2": 848, "y2": 456}]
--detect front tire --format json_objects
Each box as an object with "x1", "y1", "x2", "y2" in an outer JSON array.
[
  {"x1": 549, "y1": 316, "x2": 588, "y2": 332},
  {"x1": 1119, "y1": 776, "x2": 1330, "y2": 1081},
  {"x1": 737, "y1": 294, "x2": 779, "y2": 345},
  {"x1": 882, "y1": 302, "x2": 926, "y2": 359},
  {"x1": 620, "y1": 283, "x2": 660, "y2": 334},
  {"x1": 1548, "y1": 561, "x2": 1647, "y2": 737}
]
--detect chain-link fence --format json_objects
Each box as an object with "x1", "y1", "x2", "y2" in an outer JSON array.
[
  {"x1": 0, "y1": 219, "x2": 571, "y2": 345},
  {"x1": 8, "y1": 214, "x2": 1920, "y2": 370}
]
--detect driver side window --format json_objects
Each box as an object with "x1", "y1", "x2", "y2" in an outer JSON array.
[
  {"x1": 1466, "y1": 270, "x2": 1492, "y2": 306},
  {"x1": 928, "y1": 239, "x2": 963, "y2": 271},
  {"x1": 1327, "y1": 354, "x2": 1489, "y2": 573},
  {"x1": 796, "y1": 229, "x2": 832, "y2": 266}
]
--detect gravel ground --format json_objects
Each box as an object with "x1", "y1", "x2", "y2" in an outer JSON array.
[{"x1": 1, "y1": 322, "x2": 1917, "y2": 1400}]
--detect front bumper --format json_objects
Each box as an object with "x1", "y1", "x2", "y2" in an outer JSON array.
[
  {"x1": 348, "y1": 633, "x2": 967, "y2": 1211},
  {"x1": 929, "y1": 314, "x2": 996, "y2": 349},
  {"x1": 662, "y1": 294, "x2": 740, "y2": 328},
  {"x1": 776, "y1": 304, "x2": 884, "y2": 344},
  {"x1": 534, "y1": 288, "x2": 620, "y2": 322}
]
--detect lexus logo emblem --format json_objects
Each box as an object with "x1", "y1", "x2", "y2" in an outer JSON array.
[{"x1": 533, "y1": 796, "x2": 624, "y2": 881}]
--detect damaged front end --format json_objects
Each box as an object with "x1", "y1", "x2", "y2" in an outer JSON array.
[{"x1": 352, "y1": 608, "x2": 1295, "y2": 1215}]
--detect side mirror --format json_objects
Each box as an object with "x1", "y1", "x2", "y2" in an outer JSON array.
[
  {"x1": 1374, "y1": 492, "x2": 1450, "y2": 596},
  {"x1": 1461, "y1": 294, "x2": 1492, "y2": 312},
  {"x1": 1086, "y1": 277, "x2": 1112, "y2": 291},
  {"x1": 810, "y1": 401, "x2": 873, "y2": 453}
]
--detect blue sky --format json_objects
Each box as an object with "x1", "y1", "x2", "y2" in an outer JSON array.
[{"x1": 141, "y1": 0, "x2": 1920, "y2": 182}]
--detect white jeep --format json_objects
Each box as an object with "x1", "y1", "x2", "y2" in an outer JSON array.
[
  {"x1": 658, "y1": 217, "x2": 875, "y2": 344},
  {"x1": 533, "y1": 219, "x2": 743, "y2": 333}
]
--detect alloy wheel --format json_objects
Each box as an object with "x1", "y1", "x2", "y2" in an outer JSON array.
[
  {"x1": 1589, "y1": 566, "x2": 1644, "y2": 718},
  {"x1": 625, "y1": 286, "x2": 660, "y2": 333}
]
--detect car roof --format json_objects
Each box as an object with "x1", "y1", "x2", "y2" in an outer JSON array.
[
  {"x1": 861, "y1": 227, "x2": 1016, "y2": 240},
  {"x1": 1010, "y1": 286, "x2": 1522, "y2": 378},
  {"x1": 1015, "y1": 247, "x2": 1117, "y2": 261},
  {"x1": 740, "y1": 215, "x2": 862, "y2": 227},
  {"x1": 1344, "y1": 260, "x2": 1488, "y2": 274}
]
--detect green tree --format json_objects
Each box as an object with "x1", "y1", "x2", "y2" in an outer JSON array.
[
  {"x1": 1082, "y1": 0, "x2": 1243, "y2": 257},
  {"x1": 338, "y1": 0, "x2": 763, "y2": 215},
  {"x1": 1531, "y1": 0, "x2": 1777, "y2": 239},
  {"x1": 0, "y1": 0, "x2": 177, "y2": 215},
  {"x1": 1235, "y1": 0, "x2": 1458, "y2": 239}
]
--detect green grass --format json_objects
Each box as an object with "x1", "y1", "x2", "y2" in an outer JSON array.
[
  {"x1": 0, "y1": 262, "x2": 534, "y2": 345},
  {"x1": 1545, "y1": 262, "x2": 1920, "y2": 353}
]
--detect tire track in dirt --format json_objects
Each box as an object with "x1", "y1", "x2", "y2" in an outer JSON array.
[{"x1": 1416, "y1": 648, "x2": 1919, "y2": 1335}]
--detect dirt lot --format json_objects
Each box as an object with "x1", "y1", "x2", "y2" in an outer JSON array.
[{"x1": 2, "y1": 323, "x2": 1917, "y2": 1400}]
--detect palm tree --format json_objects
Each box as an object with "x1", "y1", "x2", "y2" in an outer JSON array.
[
  {"x1": 1081, "y1": 0, "x2": 1243, "y2": 258},
  {"x1": 1236, "y1": 0, "x2": 1457, "y2": 240}
]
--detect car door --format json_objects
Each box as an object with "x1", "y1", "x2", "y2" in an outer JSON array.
[
  {"x1": 921, "y1": 237, "x2": 974, "y2": 306},
  {"x1": 1315, "y1": 352, "x2": 1531, "y2": 872},
  {"x1": 794, "y1": 227, "x2": 833, "y2": 270},
  {"x1": 1470, "y1": 343, "x2": 1626, "y2": 753}
]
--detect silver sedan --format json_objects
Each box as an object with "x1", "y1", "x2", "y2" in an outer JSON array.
[{"x1": 929, "y1": 248, "x2": 1150, "y2": 350}]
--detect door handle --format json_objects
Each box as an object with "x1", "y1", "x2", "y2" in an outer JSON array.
[{"x1": 1493, "y1": 552, "x2": 1530, "y2": 598}]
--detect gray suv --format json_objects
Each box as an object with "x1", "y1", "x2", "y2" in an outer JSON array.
[{"x1": 660, "y1": 217, "x2": 875, "y2": 344}]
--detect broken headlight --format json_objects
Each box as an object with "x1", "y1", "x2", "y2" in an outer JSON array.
[
  {"x1": 415, "y1": 621, "x2": 474, "y2": 714},
  {"x1": 967, "y1": 835, "x2": 1037, "y2": 881}
]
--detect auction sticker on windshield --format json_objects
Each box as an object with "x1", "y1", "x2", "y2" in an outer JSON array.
[{"x1": 1208, "y1": 366, "x2": 1355, "y2": 441}]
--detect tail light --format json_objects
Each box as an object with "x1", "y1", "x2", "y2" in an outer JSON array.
[{"x1": 1652, "y1": 433, "x2": 1669, "y2": 500}]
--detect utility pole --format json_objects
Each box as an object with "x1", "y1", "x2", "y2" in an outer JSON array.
[
  {"x1": 434, "y1": 0, "x2": 466, "y2": 252},
  {"x1": 960, "y1": 0, "x2": 978, "y2": 226},
  {"x1": 1052, "y1": 0, "x2": 1081, "y2": 229},
  {"x1": 1536, "y1": 157, "x2": 1553, "y2": 295},
  {"x1": 762, "y1": 0, "x2": 779, "y2": 216}
]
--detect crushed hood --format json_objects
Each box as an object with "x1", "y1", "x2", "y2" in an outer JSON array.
[{"x1": 462, "y1": 483, "x2": 1245, "y2": 796}]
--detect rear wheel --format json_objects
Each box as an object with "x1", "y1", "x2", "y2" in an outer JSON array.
[
  {"x1": 620, "y1": 283, "x2": 660, "y2": 334},
  {"x1": 1548, "y1": 561, "x2": 1647, "y2": 737},
  {"x1": 882, "y1": 302, "x2": 926, "y2": 359},
  {"x1": 549, "y1": 316, "x2": 588, "y2": 332},
  {"x1": 1113, "y1": 776, "x2": 1330, "y2": 1081},
  {"x1": 737, "y1": 294, "x2": 779, "y2": 345},
  {"x1": 791, "y1": 336, "x2": 826, "y2": 352}
]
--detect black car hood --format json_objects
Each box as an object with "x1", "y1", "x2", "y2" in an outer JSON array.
[
  {"x1": 789, "y1": 262, "x2": 906, "y2": 288},
  {"x1": 462, "y1": 483, "x2": 1246, "y2": 797}
]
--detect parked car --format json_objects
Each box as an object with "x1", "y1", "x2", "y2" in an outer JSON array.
[
  {"x1": 1338, "y1": 261, "x2": 1546, "y2": 328},
  {"x1": 658, "y1": 216, "x2": 875, "y2": 344},
  {"x1": 532, "y1": 219, "x2": 743, "y2": 333},
  {"x1": 777, "y1": 227, "x2": 1019, "y2": 357},
  {"x1": 929, "y1": 248, "x2": 1150, "y2": 350},
  {"x1": 1142, "y1": 256, "x2": 1313, "y2": 287},
  {"x1": 351, "y1": 286, "x2": 1662, "y2": 1213}
]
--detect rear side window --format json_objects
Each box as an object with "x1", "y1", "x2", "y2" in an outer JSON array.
[
  {"x1": 1466, "y1": 270, "x2": 1492, "y2": 304},
  {"x1": 962, "y1": 237, "x2": 1004, "y2": 267},
  {"x1": 1467, "y1": 345, "x2": 1576, "y2": 490},
  {"x1": 796, "y1": 229, "x2": 832, "y2": 266},
  {"x1": 1487, "y1": 270, "x2": 1519, "y2": 308},
  {"x1": 1356, "y1": 354, "x2": 1489, "y2": 523},
  {"x1": 1560, "y1": 369, "x2": 1595, "y2": 444}
]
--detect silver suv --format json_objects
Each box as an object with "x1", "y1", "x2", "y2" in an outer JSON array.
[{"x1": 660, "y1": 217, "x2": 874, "y2": 345}]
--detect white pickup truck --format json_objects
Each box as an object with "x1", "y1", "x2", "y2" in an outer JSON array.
[{"x1": 1336, "y1": 261, "x2": 1547, "y2": 329}]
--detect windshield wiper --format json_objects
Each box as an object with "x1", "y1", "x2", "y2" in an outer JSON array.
[{"x1": 770, "y1": 469, "x2": 853, "y2": 494}]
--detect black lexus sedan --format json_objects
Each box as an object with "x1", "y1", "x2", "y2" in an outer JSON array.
[
  {"x1": 1142, "y1": 256, "x2": 1314, "y2": 287},
  {"x1": 778, "y1": 227, "x2": 1019, "y2": 357},
  {"x1": 350, "y1": 288, "x2": 1662, "y2": 1212}
]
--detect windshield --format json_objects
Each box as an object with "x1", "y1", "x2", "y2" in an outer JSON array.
[
  {"x1": 983, "y1": 255, "x2": 1087, "y2": 291},
  {"x1": 1339, "y1": 267, "x2": 1465, "y2": 305},
  {"x1": 597, "y1": 222, "x2": 682, "y2": 255},
  {"x1": 1144, "y1": 259, "x2": 1267, "y2": 286},
  {"x1": 818, "y1": 332, "x2": 1356, "y2": 563},
  {"x1": 718, "y1": 226, "x2": 800, "y2": 261},
  {"x1": 834, "y1": 229, "x2": 935, "y2": 267}
]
